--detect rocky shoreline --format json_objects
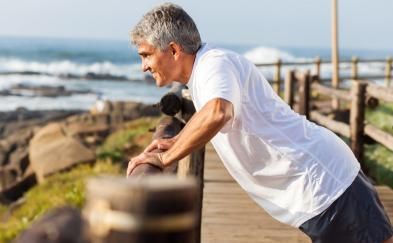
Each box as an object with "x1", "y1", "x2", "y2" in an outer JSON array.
[{"x1": 0, "y1": 101, "x2": 160, "y2": 204}]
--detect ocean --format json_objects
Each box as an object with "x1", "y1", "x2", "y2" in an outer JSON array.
[{"x1": 0, "y1": 36, "x2": 390, "y2": 111}]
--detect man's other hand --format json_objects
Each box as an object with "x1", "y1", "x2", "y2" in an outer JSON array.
[{"x1": 126, "y1": 152, "x2": 164, "y2": 177}]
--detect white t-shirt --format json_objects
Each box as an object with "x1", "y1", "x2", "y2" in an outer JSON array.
[{"x1": 187, "y1": 43, "x2": 360, "y2": 227}]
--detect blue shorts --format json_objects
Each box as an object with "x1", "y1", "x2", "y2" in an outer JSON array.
[{"x1": 299, "y1": 170, "x2": 393, "y2": 243}]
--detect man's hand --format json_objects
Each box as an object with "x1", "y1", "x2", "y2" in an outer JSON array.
[
  {"x1": 144, "y1": 136, "x2": 177, "y2": 153},
  {"x1": 126, "y1": 152, "x2": 164, "y2": 177}
]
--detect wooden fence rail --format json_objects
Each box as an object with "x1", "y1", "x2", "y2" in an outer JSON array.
[
  {"x1": 258, "y1": 57, "x2": 393, "y2": 89},
  {"x1": 83, "y1": 85, "x2": 205, "y2": 243},
  {"x1": 293, "y1": 70, "x2": 393, "y2": 172}
]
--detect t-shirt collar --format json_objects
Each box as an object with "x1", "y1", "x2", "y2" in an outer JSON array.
[{"x1": 187, "y1": 43, "x2": 207, "y2": 87}]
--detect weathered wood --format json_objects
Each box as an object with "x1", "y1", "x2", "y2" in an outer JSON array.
[
  {"x1": 130, "y1": 116, "x2": 183, "y2": 177},
  {"x1": 311, "y1": 83, "x2": 351, "y2": 102},
  {"x1": 367, "y1": 83, "x2": 393, "y2": 103},
  {"x1": 273, "y1": 59, "x2": 282, "y2": 94},
  {"x1": 84, "y1": 175, "x2": 198, "y2": 243},
  {"x1": 180, "y1": 89, "x2": 196, "y2": 122},
  {"x1": 351, "y1": 56, "x2": 358, "y2": 80},
  {"x1": 202, "y1": 144, "x2": 310, "y2": 243},
  {"x1": 177, "y1": 90, "x2": 204, "y2": 243},
  {"x1": 331, "y1": 0, "x2": 340, "y2": 110},
  {"x1": 310, "y1": 111, "x2": 350, "y2": 137},
  {"x1": 254, "y1": 59, "x2": 387, "y2": 67},
  {"x1": 298, "y1": 71, "x2": 311, "y2": 118},
  {"x1": 159, "y1": 83, "x2": 186, "y2": 116},
  {"x1": 284, "y1": 70, "x2": 295, "y2": 108},
  {"x1": 386, "y1": 57, "x2": 392, "y2": 87},
  {"x1": 365, "y1": 124, "x2": 393, "y2": 151},
  {"x1": 350, "y1": 81, "x2": 367, "y2": 169},
  {"x1": 177, "y1": 148, "x2": 205, "y2": 243},
  {"x1": 318, "y1": 75, "x2": 388, "y2": 82},
  {"x1": 202, "y1": 143, "x2": 393, "y2": 243},
  {"x1": 314, "y1": 57, "x2": 321, "y2": 81},
  {"x1": 365, "y1": 96, "x2": 379, "y2": 109}
]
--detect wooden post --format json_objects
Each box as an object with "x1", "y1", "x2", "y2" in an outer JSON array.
[
  {"x1": 351, "y1": 56, "x2": 358, "y2": 80},
  {"x1": 84, "y1": 175, "x2": 198, "y2": 243},
  {"x1": 177, "y1": 89, "x2": 204, "y2": 243},
  {"x1": 273, "y1": 59, "x2": 282, "y2": 94},
  {"x1": 177, "y1": 148, "x2": 205, "y2": 243},
  {"x1": 385, "y1": 56, "x2": 392, "y2": 87},
  {"x1": 298, "y1": 71, "x2": 311, "y2": 119},
  {"x1": 159, "y1": 83, "x2": 186, "y2": 116},
  {"x1": 331, "y1": 0, "x2": 340, "y2": 109},
  {"x1": 284, "y1": 70, "x2": 295, "y2": 108},
  {"x1": 350, "y1": 81, "x2": 367, "y2": 171},
  {"x1": 315, "y1": 56, "x2": 321, "y2": 82}
]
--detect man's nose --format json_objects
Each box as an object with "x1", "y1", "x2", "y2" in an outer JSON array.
[{"x1": 142, "y1": 61, "x2": 150, "y2": 72}]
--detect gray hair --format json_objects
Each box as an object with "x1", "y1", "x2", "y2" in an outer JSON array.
[{"x1": 130, "y1": 3, "x2": 201, "y2": 54}]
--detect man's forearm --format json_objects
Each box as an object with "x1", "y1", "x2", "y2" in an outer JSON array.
[{"x1": 161, "y1": 98, "x2": 233, "y2": 166}]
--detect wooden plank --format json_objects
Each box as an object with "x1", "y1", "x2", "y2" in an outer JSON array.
[
  {"x1": 311, "y1": 83, "x2": 351, "y2": 102},
  {"x1": 310, "y1": 111, "x2": 350, "y2": 137},
  {"x1": 366, "y1": 83, "x2": 393, "y2": 103},
  {"x1": 364, "y1": 124, "x2": 393, "y2": 151},
  {"x1": 201, "y1": 144, "x2": 310, "y2": 243},
  {"x1": 201, "y1": 143, "x2": 393, "y2": 243}
]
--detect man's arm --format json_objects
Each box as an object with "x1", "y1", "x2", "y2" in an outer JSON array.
[
  {"x1": 162, "y1": 97, "x2": 233, "y2": 165},
  {"x1": 127, "y1": 98, "x2": 233, "y2": 175}
]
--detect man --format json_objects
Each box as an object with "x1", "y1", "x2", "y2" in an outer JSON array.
[{"x1": 127, "y1": 3, "x2": 393, "y2": 242}]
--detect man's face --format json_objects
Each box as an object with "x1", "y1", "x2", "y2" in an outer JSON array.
[{"x1": 137, "y1": 41, "x2": 176, "y2": 87}]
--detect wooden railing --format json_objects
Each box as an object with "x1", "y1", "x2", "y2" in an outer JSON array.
[
  {"x1": 256, "y1": 57, "x2": 393, "y2": 93},
  {"x1": 84, "y1": 84, "x2": 205, "y2": 243},
  {"x1": 286, "y1": 70, "x2": 393, "y2": 172}
]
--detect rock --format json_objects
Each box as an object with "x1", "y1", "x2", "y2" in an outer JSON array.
[
  {"x1": 0, "y1": 109, "x2": 83, "y2": 139},
  {"x1": 0, "y1": 165, "x2": 36, "y2": 203},
  {"x1": 29, "y1": 123, "x2": 95, "y2": 183},
  {"x1": 14, "y1": 206, "x2": 89, "y2": 243},
  {"x1": 0, "y1": 84, "x2": 92, "y2": 98},
  {"x1": 0, "y1": 167, "x2": 18, "y2": 191},
  {"x1": 0, "y1": 109, "x2": 83, "y2": 201}
]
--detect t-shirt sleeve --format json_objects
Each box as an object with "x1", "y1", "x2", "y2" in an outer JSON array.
[{"x1": 195, "y1": 55, "x2": 241, "y2": 118}]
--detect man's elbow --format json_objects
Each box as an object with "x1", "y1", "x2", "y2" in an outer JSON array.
[{"x1": 211, "y1": 99, "x2": 234, "y2": 126}]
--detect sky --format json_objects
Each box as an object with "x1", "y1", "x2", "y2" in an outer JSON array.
[{"x1": 0, "y1": 0, "x2": 392, "y2": 50}]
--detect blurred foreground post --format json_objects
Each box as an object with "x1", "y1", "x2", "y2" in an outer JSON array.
[{"x1": 84, "y1": 175, "x2": 198, "y2": 243}]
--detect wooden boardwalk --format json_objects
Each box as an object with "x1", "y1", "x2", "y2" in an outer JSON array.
[{"x1": 201, "y1": 143, "x2": 393, "y2": 243}]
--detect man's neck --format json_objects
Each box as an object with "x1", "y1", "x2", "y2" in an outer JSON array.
[{"x1": 177, "y1": 53, "x2": 197, "y2": 84}]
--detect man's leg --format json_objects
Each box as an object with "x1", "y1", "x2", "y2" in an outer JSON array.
[{"x1": 300, "y1": 170, "x2": 393, "y2": 243}]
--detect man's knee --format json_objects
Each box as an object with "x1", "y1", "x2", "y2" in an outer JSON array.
[{"x1": 384, "y1": 235, "x2": 393, "y2": 243}]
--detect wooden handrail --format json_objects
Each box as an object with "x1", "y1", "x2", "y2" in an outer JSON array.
[
  {"x1": 311, "y1": 83, "x2": 351, "y2": 102},
  {"x1": 310, "y1": 111, "x2": 350, "y2": 138},
  {"x1": 255, "y1": 58, "x2": 392, "y2": 67},
  {"x1": 365, "y1": 124, "x2": 393, "y2": 151},
  {"x1": 367, "y1": 84, "x2": 393, "y2": 103}
]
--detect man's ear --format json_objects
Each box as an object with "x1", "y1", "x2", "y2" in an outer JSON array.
[{"x1": 168, "y1": 42, "x2": 182, "y2": 59}]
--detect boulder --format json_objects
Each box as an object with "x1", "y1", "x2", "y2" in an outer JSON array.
[{"x1": 29, "y1": 123, "x2": 95, "y2": 183}]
